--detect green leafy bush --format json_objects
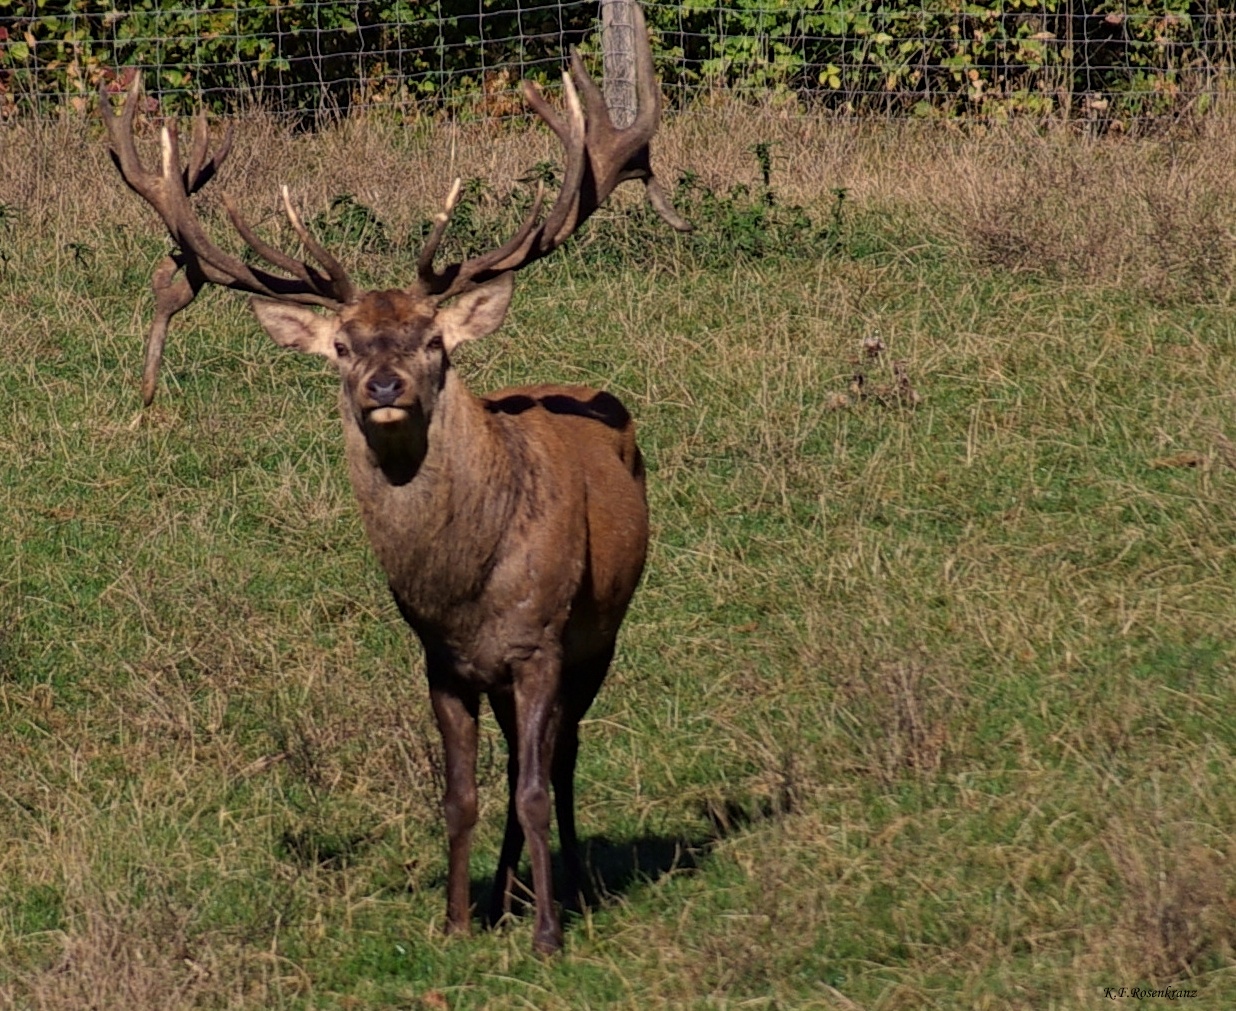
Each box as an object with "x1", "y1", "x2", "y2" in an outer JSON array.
[
  {"x1": 0, "y1": 0, "x2": 597, "y2": 117},
  {"x1": 647, "y1": 0, "x2": 1233, "y2": 120},
  {"x1": 0, "y1": 1, "x2": 1231, "y2": 121}
]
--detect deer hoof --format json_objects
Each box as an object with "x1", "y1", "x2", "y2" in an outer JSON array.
[{"x1": 533, "y1": 927, "x2": 564, "y2": 955}]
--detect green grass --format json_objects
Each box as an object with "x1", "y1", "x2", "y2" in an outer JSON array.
[{"x1": 2, "y1": 110, "x2": 1236, "y2": 1008}]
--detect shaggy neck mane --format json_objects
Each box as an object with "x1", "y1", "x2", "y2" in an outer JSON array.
[{"x1": 340, "y1": 369, "x2": 517, "y2": 613}]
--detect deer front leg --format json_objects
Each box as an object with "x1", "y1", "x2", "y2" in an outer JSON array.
[
  {"x1": 429, "y1": 684, "x2": 480, "y2": 935},
  {"x1": 513, "y1": 651, "x2": 563, "y2": 954},
  {"x1": 487, "y1": 689, "x2": 525, "y2": 926}
]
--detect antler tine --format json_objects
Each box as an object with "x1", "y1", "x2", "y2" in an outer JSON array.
[
  {"x1": 459, "y1": 72, "x2": 587, "y2": 275},
  {"x1": 570, "y1": 8, "x2": 689, "y2": 235},
  {"x1": 627, "y1": 9, "x2": 662, "y2": 139},
  {"x1": 416, "y1": 177, "x2": 464, "y2": 287},
  {"x1": 103, "y1": 80, "x2": 351, "y2": 305},
  {"x1": 416, "y1": 2, "x2": 690, "y2": 303},
  {"x1": 566, "y1": 48, "x2": 615, "y2": 134},
  {"x1": 415, "y1": 176, "x2": 550, "y2": 297},
  {"x1": 642, "y1": 173, "x2": 692, "y2": 233},
  {"x1": 459, "y1": 180, "x2": 548, "y2": 276},
  {"x1": 101, "y1": 73, "x2": 360, "y2": 402},
  {"x1": 101, "y1": 76, "x2": 158, "y2": 202},
  {"x1": 220, "y1": 191, "x2": 313, "y2": 283},
  {"x1": 185, "y1": 113, "x2": 210, "y2": 190},
  {"x1": 152, "y1": 122, "x2": 253, "y2": 290},
  {"x1": 567, "y1": 11, "x2": 689, "y2": 232},
  {"x1": 529, "y1": 71, "x2": 588, "y2": 254},
  {"x1": 281, "y1": 186, "x2": 358, "y2": 304},
  {"x1": 183, "y1": 113, "x2": 234, "y2": 194},
  {"x1": 141, "y1": 254, "x2": 200, "y2": 406},
  {"x1": 521, "y1": 74, "x2": 574, "y2": 146}
]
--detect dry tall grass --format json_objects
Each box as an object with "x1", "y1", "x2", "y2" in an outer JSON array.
[{"x1": 5, "y1": 104, "x2": 1236, "y2": 294}]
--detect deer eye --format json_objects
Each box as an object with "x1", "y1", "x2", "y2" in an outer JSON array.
[
  {"x1": 426, "y1": 335, "x2": 444, "y2": 352},
  {"x1": 334, "y1": 342, "x2": 350, "y2": 359}
]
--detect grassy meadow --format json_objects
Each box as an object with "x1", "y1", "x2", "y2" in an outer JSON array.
[{"x1": 1, "y1": 104, "x2": 1235, "y2": 1008}]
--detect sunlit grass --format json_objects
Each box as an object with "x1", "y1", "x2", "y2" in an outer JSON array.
[{"x1": 2, "y1": 108, "x2": 1235, "y2": 1008}]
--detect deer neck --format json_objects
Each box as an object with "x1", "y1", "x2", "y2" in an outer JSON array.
[{"x1": 339, "y1": 369, "x2": 513, "y2": 611}]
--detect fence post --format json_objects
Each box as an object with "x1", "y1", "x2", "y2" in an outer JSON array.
[{"x1": 601, "y1": 0, "x2": 637, "y2": 128}]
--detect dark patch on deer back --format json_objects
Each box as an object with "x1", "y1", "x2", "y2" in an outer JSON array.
[
  {"x1": 483, "y1": 388, "x2": 632, "y2": 431},
  {"x1": 484, "y1": 385, "x2": 642, "y2": 479},
  {"x1": 630, "y1": 445, "x2": 646, "y2": 481},
  {"x1": 484, "y1": 393, "x2": 538, "y2": 416}
]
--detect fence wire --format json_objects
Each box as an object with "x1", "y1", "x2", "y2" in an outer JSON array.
[{"x1": 1, "y1": 2, "x2": 1233, "y2": 125}]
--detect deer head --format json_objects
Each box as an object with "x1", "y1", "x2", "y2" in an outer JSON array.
[{"x1": 250, "y1": 280, "x2": 515, "y2": 474}]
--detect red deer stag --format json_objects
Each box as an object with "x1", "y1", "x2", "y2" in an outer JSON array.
[{"x1": 101, "y1": 4, "x2": 688, "y2": 954}]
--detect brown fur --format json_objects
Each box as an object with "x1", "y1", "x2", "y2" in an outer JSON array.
[{"x1": 254, "y1": 284, "x2": 648, "y2": 954}]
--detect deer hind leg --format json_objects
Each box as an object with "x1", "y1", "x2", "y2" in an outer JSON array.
[
  {"x1": 428, "y1": 682, "x2": 480, "y2": 936},
  {"x1": 552, "y1": 647, "x2": 614, "y2": 913},
  {"x1": 487, "y1": 689, "x2": 525, "y2": 927},
  {"x1": 512, "y1": 649, "x2": 564, "y2": 954}
]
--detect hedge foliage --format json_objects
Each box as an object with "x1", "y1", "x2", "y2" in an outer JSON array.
[{"x1": 0, "y1": 1, "x2": 1232, "y2": 121}]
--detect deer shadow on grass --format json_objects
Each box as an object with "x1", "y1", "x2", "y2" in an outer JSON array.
[
  {"x1": 277, "y1": 792, "x2": 783, "y2": 941},
  {"x1": 458, "y1": 793, "x2": 787, "y2": 933}
]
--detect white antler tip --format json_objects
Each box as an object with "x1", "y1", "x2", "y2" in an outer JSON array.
[
  {"x1": 433, "y1": 178, "x2": 462, "y2": 224},
  {"x1": 562, "y1": 72, "x2": 582, "y2": 119},
  {"x1": 280, "y1": 184, "x2": 309, "y2": 236},
  {"x1": 160, "y1": 126, "x2": 176, "y2": 178}
]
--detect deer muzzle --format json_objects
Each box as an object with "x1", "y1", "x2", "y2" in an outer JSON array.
[
  {"x1": 366, "y1": 371, "x2": 405, "y2": 405},
  {"x1": 361, "y1": 369, "x2": 415, "y2": 425}
]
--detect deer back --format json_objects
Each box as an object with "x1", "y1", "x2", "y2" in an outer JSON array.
[{"x1": 482, "y1": 383, "x2": 649, "y2": 662}]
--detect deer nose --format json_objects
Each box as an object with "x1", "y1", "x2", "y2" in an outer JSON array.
[{"x1": 366, "y1": 372, "x2": 405, "y2": 405}]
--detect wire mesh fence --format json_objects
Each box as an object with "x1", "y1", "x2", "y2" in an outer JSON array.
[{"x1": 1, "y1": 2, "x2": 1233, "y2": 126}]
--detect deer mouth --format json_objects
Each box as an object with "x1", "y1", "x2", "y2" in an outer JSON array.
[
  {"x1": 362, "y1": 401, "x2": 427, "y2": 434},
  {"x1": 367, "y1": 406, "x2": 410, "y2": 425}
]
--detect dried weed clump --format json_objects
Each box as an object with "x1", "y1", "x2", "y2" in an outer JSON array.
[
  {"x1": 1105, "y1": 832, "x2": 1236, "y2": 982},
  {"x1": 831, "y1": 658, "x2": 958, "y2": 785},
  {"x1": 15, "y1": 899, "x2": 269, "y2": 1010},
  {"x1": 947, "y1": 127, "x2": 1236, "y2": 301}
]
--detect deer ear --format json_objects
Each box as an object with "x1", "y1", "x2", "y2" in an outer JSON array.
[
  {"x1": 436, "y1": 273, "x2": 514, "y2": 353},
  {"x1": 251, "y1": 298, "x2": 340, "y2": 358}
]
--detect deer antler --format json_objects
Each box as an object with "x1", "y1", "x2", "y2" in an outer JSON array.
[
  {"x1": 100, "y1": 78, "x2": 356, "y2": 404},
  {"x1": 414, "y1": 1, "x2": 690, "y2": 301}
]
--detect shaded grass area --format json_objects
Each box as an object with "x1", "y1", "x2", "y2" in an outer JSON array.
[{"x1": 2, "y1": 110, "x2": 1236, "y2": 1008}]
